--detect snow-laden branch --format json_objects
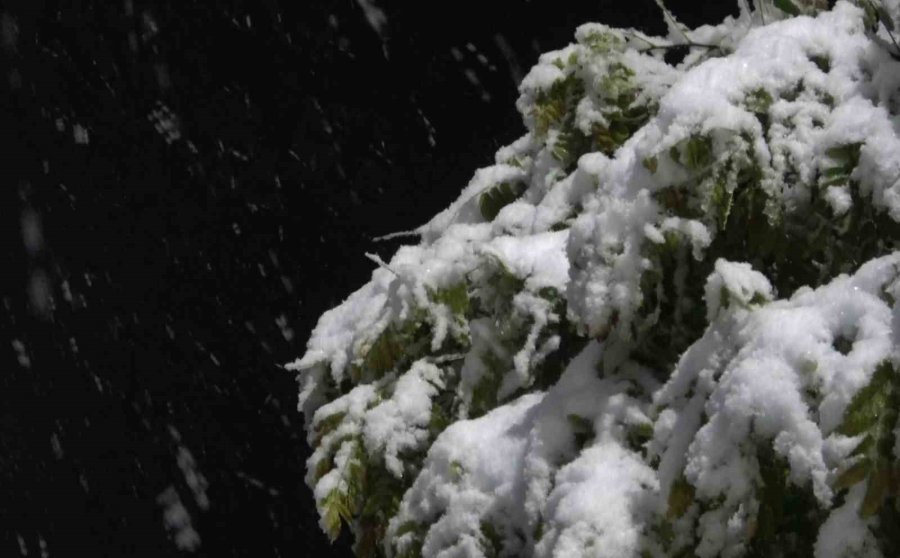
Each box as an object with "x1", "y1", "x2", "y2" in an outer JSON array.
[{"x1": 289, "y1": 2, "x2": 900, "y2": 556}]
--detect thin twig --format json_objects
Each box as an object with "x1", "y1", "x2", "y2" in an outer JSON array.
[
  {"x1": 622, "y1": 29, "x2": 672, "y2": 50},
  {"x1": 372, "y1": 229, "x2": 421, "y2": 242},
  {"x1": 622, "y1": 29, "x2": 724, "y2": 58},
  {"x1": 365, "y1": 252, "x2": 400, "y2": 276},
  {"x1": 641, "y1": 43, "x2": 724, "y2": 52},
  {"x1": 653, "y1": 0, "x2": 692, "y2": 44}
]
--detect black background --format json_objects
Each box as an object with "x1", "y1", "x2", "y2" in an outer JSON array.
[{"x1": 1, "y1": 1, "x2": 732, "y2": 556}]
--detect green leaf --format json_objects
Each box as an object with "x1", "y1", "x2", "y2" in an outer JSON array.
[
  {"x1": 684, "y1": 135, "x2": 713, "y2": 171},
  {"x1": 531, "y1": 74, "x2": 584, "y2": 137},
  {"x1": 427, "y1": 403, "x2": 450, "y2": 439},
  {"x1": 430, "y1": 282, "x2": 470, "y2": 318},
  {"x1": 314, "y1": 455, "x2": 333, "y2": 482},
  {"x1": 747, "y1": 444, "x2": 824, "y2": 556},
  {"x1": 745, "y1": 88, "x2": 774, "y2": 115},
  {"x1": 774, "y1": 0, "x2": 801, "y2": 16},
  {"x1": 487, "y1": 258, "x2": 526, "y2": 301},
  {"x1": 754, "y1": 445, "x2": 790, "y2": 547},
  {"x1": 395, "y1": 540, "x2": 424, "y2": 558},
  {"x1": 861, "y1": 462, "x2": 892, "y2": 517},
  {"x1": 471, "y1": 351, "x2": 507, "y2": 417},
  {"x1": 313, "y1": 433, "x2": 356, "y2": 482},
  {"x1": 833, "y1": 361, "x2": 900, "y2": 518},
  {"x1": 480, "y1": 520, "x2": 504, "y2": 557},
  {"x1": 667, "y1": 476, "x2": 695, "y2": 520},
  {"x1": 313, "y1": 411, "x2": 346, "y2": 443},
  {"x1": 579, "y1": 29, "x2": 625, "y2": 53},
  {"x1": 836, "y1": 361, "x2": 894, "y2": 437},
  {"x1": 825, "y1": 143, "x2": 863, "y2": 168},
  {"x1": 642, "y1": 156, "x2": 658, "y2": 174},
  {"x1": 480, "y1": 181, "x2": 527, "y2": 221},
  {"x1": 392, "y1": 519, "x2": 427, "y2": 557},
  {"x1": 653, "y1": 186, "x2": 700, "y2": 219},
  {"x1": 363, "y1": 327, "x2": 406, "y2": 378},
  {"x1": 537, "y1": 286, "x2": 561, "y2": 303},
  {"x1": 834, "y1": 460, "x2": 871, "y2": 490},
  {"x1": 358, "y1": 313, "x2": 433, "y2": 382},
  {"x1": 627, "y1": 421, "x2": 654, "y2": 452},
  {"x1": 820, "y1": 176, "x2": 849, "y2": 188},
  {"x1": 833, "y1": 334, "x2": 854, "y2": 356},
  {"x1": 394, "y1": 521, "x2": 421, "y2": 539},
  {"x1": 568, "y1": 413, "x2": 594, "y2": 450},
  {"x1": 599, "y1": 62, "x2": 635, "y2": 101},
  {"x1": 711, "y1": 176, "x2": 734, "y2": 228},
  {"x1": 449, "y1": 460, "x2": 465, "y2": 481},
  {"x1": 321, "y1": 487, "x2": 355, "y2": 541},
  {"x1": 669, "y1": 145, "x2": 681, "y2": 165},
  {"x1": 551, "y1": 127, "x2": 591, "y2": 169},
  {"x1": 810, "y1": 54, "x2": 830, "y2": 73},
  {"x1": 823, "y1": 166, "x2": 849, "y2": 178}
]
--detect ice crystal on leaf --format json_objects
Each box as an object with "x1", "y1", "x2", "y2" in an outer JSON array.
[{"x1": 289, "y1": 2, "x2": 900, "y2": 556}]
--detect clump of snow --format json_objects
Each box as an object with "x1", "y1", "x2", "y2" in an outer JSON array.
[
  {"x1": 363, "y1": 361, "x2": 445, "y2": 477},
  {"x1": 704, "y1": 258, "x2": 772, "y2": 321},
  {"x1": 824, "y1": 184, "x2": 853, "y2": 215},
  {"x1": 536, "y1": 442, "x2": 657, "y2": 558},
  {"x1": 652, "y1": 253, "x2": 898, "y2": 556},
  {"x1": 388, "y1": 393, "x2": 543, "y2": 557},
  {"x1": 290, "y1": 2, "x2": 900, "y2": 556},
  {"x1": 814, "y1": 484, "x2": 881, "y2": 558}
]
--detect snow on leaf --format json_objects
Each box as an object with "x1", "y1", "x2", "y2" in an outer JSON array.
[{"x1": 292, "y1": 2, "x2": 900, "y2": 556}]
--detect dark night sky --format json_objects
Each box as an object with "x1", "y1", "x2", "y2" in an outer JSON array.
[{"x1": 1, "y1": 1, "x2": 734, "y2": 556}]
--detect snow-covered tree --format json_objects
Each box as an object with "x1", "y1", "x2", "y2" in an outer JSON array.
[{"x1": 289, "y1": 2, "x2": 900, "y2": 556}]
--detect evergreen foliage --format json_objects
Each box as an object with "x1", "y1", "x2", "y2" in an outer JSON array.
[{"x1": 291, "y1": 2, "x2": 900, "y2": 556}]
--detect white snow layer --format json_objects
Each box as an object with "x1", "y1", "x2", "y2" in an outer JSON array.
[
  {"x1": 290, "y1": 3, "x2": 900, "y2": 557},
  {"x1": 390, "y1": 252, "x2": 899, "y2": 557}
]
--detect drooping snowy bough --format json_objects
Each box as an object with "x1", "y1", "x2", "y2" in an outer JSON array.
[{"x1": 289, "y1": 2, "x2": 900, "y2": 556}]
